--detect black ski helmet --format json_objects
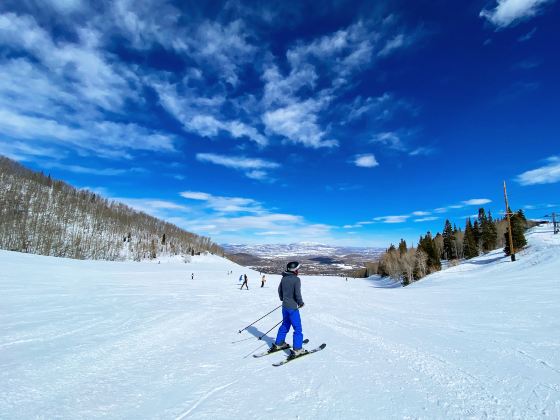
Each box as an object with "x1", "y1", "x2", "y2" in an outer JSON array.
[{"x1": 286, "y1": 261, "x2": 301, "y2": 272}]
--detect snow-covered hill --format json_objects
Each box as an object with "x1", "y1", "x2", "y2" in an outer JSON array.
[
  {"x1": 1, "y1": 225, "x2": 559, "y2": 419},
  {"x1": 223, "y1": 242, "x2": 383, "y2": 259},
  {"x1": 223, "y1": 242, "x2": 384, "y2": 275}
]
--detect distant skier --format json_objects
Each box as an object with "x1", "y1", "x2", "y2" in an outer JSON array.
[
  {"x1": 270, "y1": 261, "x2": 305, "y2": 356},
  {"x1": 239, "y1": 274, "x2": 243, "y2": 282},
  {"x1": 191, "y1": 273, "x2": 194, "y2": 280},
  {"x1": 261, "y1": 274, "x2": 266, "y2": 288},
  {"x1": 240, "y1": 274, "x2": 249, "y2": 290}
]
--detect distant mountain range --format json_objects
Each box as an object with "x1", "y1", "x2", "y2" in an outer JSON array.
[{"x1": 222, "y1": 243, "x2": 384, "y2": 275}]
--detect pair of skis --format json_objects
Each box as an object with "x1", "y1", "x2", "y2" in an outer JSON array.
[{"x1": 253, "y1": 339, "x2": 327, "y2": 366}]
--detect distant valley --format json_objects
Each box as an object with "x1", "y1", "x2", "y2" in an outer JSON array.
[{"x1": 222, "y1": 243, "x2": 384, "y2": 276}]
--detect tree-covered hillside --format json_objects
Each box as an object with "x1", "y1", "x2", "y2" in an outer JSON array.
[{"x1": 0, "y1": 156, "x2": 222, "y2": 260}]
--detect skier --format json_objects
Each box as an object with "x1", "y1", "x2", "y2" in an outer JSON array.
[
  {"x1": 191, "y1": 273, "x2": 194, "y2": 280},
  {"x1": 240, "y1": 274, "x2": 249, "y2": 290},
  {"x1": 261, "y1": 274, "x2": 266, "y2": 288},
  {"x1": 270, "y1": 261, "x2": 305, "y2": 356}
]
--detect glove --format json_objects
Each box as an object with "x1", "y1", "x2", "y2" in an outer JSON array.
[{"x1": 298, "y1": 303, "x2": 305, "y2": 309}]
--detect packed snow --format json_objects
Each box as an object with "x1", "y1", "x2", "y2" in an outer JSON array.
[{"x1": 1, "y1": 225, "x2": 559, "y2": 419}]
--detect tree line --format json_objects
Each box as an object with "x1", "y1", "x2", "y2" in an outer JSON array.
[
  {"x1": 362, "y1": 208, "x2": 532, "y2": 286},
  {"x1": 0, "y1": 156, "x2": 223, "y2": 261}
]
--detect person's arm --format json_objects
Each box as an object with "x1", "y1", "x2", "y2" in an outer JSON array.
[
  {"x1": 278, "y1": 280, "x2": 283, "y2": 301},
  {"x1": 295, "y1": 277, "x2": 304, "y2": 307}
]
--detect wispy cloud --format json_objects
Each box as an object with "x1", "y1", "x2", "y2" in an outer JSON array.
[
  {"x1": 196, "y1": 153, "x2": 279, "y2": 180},
  {"x1": 512, "y1": 59, "x2": 541, "y2": 70},
  {"x1": 480, "y1": 0, "x2": 554, "y2": 28},
  {"x1": 262, "y1": 99, "x2": 338, "y2": 148},
  {"x1": 41, "y1": 162, "x2": 137, "y2": 176},
  {"x1": 516, "y1": 156, "x2": 560, "y2": 185},
  {"x1": 518, "y1": 27, "x2": 537, "y2": 41},
  {"x1": 373, "y1": 215, "x2": 410, "y2": 224},
  {"x1": 409, "y1": 146, "x2": 436, "y2": 156},
  {"x1": 0, "y1": 12, "x2": 178, "y2": 162},
  {"x1": 371, "y1": 131, "x2": 406, "y2": 151},
  {"x1": 180, "y1": 191, "x2": 264, "y2": 214},
  {"x1": 175, "y1": 190, "x2": 336, "y2": 242},
  {"x1": 414, "y1": 216, "x2": 439, "y2": 222},
  {"x1": 462, "y1": 198, "x2": 492, "y2": 206}
]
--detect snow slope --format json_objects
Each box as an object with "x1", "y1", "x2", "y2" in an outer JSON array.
[{"x1": 1, "y1": 225, "x2": 559, "y2": 419}]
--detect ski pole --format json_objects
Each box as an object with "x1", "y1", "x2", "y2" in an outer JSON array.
[
  {"x1": 258, "y1": 319, "x2": 282, "y2": 340},
  {"x1": 238, "y1": 304, "x2": 281, "y2": 333}
]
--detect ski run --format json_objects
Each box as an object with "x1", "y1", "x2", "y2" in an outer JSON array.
[{"x1": 1, "y1": 224, "x2": 559, "y2": 419}]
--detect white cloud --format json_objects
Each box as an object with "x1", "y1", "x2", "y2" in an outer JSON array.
[
  {"x1": 518, "y1": 27, "x2": 537, "y2": 41},
  {"x1": 414, "y1": 216, "x2": 439, "y2": 222},
  {"x1": 480, "y1": 0, "x2": 553, "y2": 28},
  {"x1": 196, "y1": 152, "x2": 278, "y2": 181},
  {"x1": 260, "y1": 19, "x2": 418, "y2": 149},
  {"x1": 353, "y1": 154, "x2": 379, "y2": 168},
  {"x1": 41, "y1": 162, "x2": 131, "y2": 176},
  {"x1": 262, "y1": 99, "x2": 338, "y2": 148},
  {"x1": 152, "y1": 81, "x2": 267, "y2": 146},
  {"x1": 0, "y1": 140, "x2": 64, "y2": 162},
  {"x1": 246, "y1": 170, "x2": 269, "y2": 180},
  {"x1": 378, "y1": 34, "x2": 405, "y2": 57},
  {"x1": 409, "y1": 146, "x2": 436, "y2": 156},
  {"x1": 373, "y1": 215, "x2": 409, "y2": 224},
  {"x1": 463, "y1": 199, "x2": 492, "y2": 206},
  {"x1": 44, "y1": 0, "x2": 86, "y2": 14},
  {"x1": 196, "y1": 153, "x2": 279, "y2": 170},
  {"x1": 342, "y1": 93, "x2": 409, "y2": 124},
  {"x1": 116, "y1": 198, "x2": 190, "y2": 216},
  {"x1": 516, "y1": 156, "x2": 560, "y2": 185},
  {"x1": 255, "y1": 231, "x2": 287, "y2": 236},
  {"x1": 0, "y1": 108, "x2": 176, "y2": 159},
  {"x1": 180, "y1": 191, "x2": 212, "y2": 201},
  {"x1": 412, "y1": 211, "x2": 431, "y2": 216},
  {"x1": 191, "y1": 20, "x2": 257, "y2": 86},
  {"x1": 371, "y1": 131, "x2": 405, "y2": 151},
  {"x1": 180, "y1": 191, "x2": 264, "y2": 214}
]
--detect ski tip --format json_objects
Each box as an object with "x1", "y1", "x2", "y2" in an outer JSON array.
[{"x1": 320, "y1": 343, "x2": 326, "y2": 349}]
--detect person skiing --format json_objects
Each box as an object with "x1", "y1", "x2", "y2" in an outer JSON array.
[
  {"x1": 261, "y1": 274, "x2": 266, "y2": 288},
  {"x1": 240, "y1": 274, "x2": 249, "y2": 290},
  {"x1": 270, "y1": 261, "x2": 305, "y2": 356}
]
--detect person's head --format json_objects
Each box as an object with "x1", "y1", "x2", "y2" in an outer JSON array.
[{"x1": 286, "y1": 261, "x2": 301, "y2": 274}]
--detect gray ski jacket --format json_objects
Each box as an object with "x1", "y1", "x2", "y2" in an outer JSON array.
[{"x1": 278, "y1": 271, "x2": 304, "y2": 310}]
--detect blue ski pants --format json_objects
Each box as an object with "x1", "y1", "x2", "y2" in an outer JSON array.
[{"x1": 275, "y1": 307, "x2": 303, "y2": 349}]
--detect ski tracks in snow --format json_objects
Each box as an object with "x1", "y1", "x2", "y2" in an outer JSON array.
[
  {"x1": 174, "y1": 380, "x2": 239, "y2": 420},
  {"x1": 314, "y1": 313, "x2": 510, "y2": 418}
]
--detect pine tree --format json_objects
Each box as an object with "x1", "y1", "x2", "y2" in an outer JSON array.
[
  {"x1": 481, "y1": 210, "x2": 497, "y2": 252},
  {"x1": 419, "y1": 232, "x2": 441, "y2": 272},
  {"x1": 473, "y1": 220, "x2": 481, "y2": 251},
  {"x1": 463, "y1": 218, "x2": 478, "y2": 259},
  {"x1": 442, "y1": 219, "x2": 456, "y2": 260},
  {"x1": 398, "y1": 239, "x2": 407, "y2": 256},
  {"x1": 504, "y1": 210, "x2": 528, "y2": 255}
]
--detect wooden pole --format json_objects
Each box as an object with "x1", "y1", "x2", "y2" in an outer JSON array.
[{"x1": 503, "y1": 181, "x2": 516, "y2": 261}]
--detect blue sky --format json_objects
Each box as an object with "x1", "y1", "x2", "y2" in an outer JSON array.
[{"x1": 0, "y1": 0, "x2": 559, "y2": 247}]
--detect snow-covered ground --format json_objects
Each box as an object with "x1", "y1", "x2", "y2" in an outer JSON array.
[{"x1": 1, "y1": 225, "x2": 559, "y2": 419}]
